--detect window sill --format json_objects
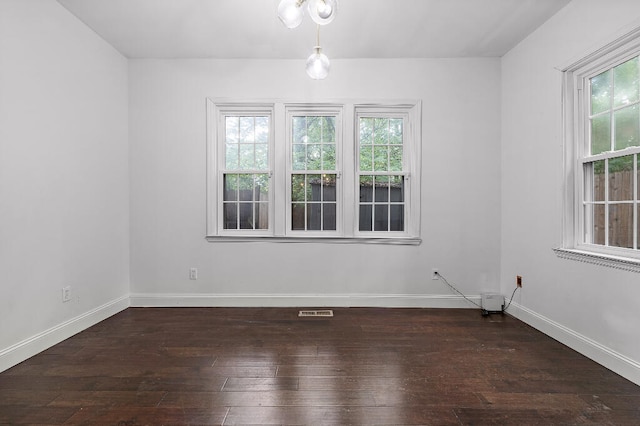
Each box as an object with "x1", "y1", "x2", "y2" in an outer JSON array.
[
  {"x1": 206, "y1": 236, "x2": 422, "y2": 245},
  {"x1": 553, "y1": 248, "x2": 640, "y2": 273}
]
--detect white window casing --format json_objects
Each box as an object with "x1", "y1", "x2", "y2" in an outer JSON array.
[
  {"x1": 558, "y1": 27, "x2": 640, "y2": 272},
  {"x1": 206, "y1": 100, "x2": 422, "y2": 245}
]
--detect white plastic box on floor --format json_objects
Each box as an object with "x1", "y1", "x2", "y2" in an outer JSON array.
[{"x1": 481, "y1": 293, "x2": 504, "y2": 313}]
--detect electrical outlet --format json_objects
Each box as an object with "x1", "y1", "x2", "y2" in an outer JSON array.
[
  {"x1": 189, "y1": 267, "x2": 198, "y2": 280},
  {"x1": 516, "y1": 275, "x2": 522, "y2": 287},
  {"x1": 62, "y1": 286, "x2": 71, "y2": 302},
  {"x1": 431, "y1": 268, "x2": 439, "y2": 280}
]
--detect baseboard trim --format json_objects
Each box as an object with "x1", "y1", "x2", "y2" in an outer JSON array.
[
  {"x1": 0, "y1": 295, "x2": 130, "y2": 373},
  {"x1": 506, "y1": 301, "x2": 640, "y2": 386},
  {"x1": 129, "y1": 293, "x2": 483, "y2": 309}
]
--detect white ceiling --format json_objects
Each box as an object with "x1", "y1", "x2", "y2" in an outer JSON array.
[{"x1": 56, "y1": 0, "x2": 571, "y2": 59}]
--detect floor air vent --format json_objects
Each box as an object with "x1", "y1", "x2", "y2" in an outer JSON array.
[{"x1": 298, "y1": 310, "x2": 334, "y2": 317}]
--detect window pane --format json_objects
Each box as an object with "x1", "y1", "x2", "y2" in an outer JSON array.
[
  {"x1": 292, "y1": 203, "x2": 305, "y2": 230},
  {"x1": 390, "y1": 176, "x2": 404, "y2": 202},
  {"x1": 239, "y1": 144, "x2": 255, "y2": 169},
  {"x1": 239, "y1": 117, "x2": 255, "y2": 143},
  {"x1": 307, "y1": 117, "x2": 321, "y2": 143},
  {"x1": 308, "y1": 174, "x2": 321, "y2": 200},
  {"x1": 293, "y1": 116, "x2": 307, "y2": 144},
  {"x1": 324, "y1": 120, "x2": 335, "y2": 142},
  {"x1": 307, "y1": 202, "x2": 322, "y2": 230},
  {"x1": 374, "y1": 118, "x2": 388, "y2": 144},
  {"x1": 307, "y1": 144, "x2": 321, "y2": 170},
  {"x1": 255, "y1": 174, "x2": 269, "y2": 199},
  {"x1": 322, "y1": 117, "x2": 335, "y2": 142},
  {"x1": 586, "y1": 160, "x2": 605, "y2": 202},
  {"x1": 585, "y1": 204, "x2": 605, "y2": 245},
  {"x1": 360, "y1": 176, "x2": 373, "y2": 202},
  {"x1": 291, "y1": 174, "x2": 305, "y2": 202},
  {"x1": 224, "y1": 174, "x2": 238, "y2": 201},
  {"x1": 223, "y1": 203, "x2": 237, "y2": 229},
  {"x1": 238, "y1": 174, "x2": 254, "y2": 201},
  {"x1": 359, "y1": 205, "x2": 372, "y2": 231},
  {"x1": 239, "y1": 203, "x2": 254, "y2": 229},
  {"x1": 591, "y1": 69, "x2": 611, "y2": 115},
  {"x1": 255, "y1": 144, "x2": 268, "y2": 169},
  {"x1": 374, "y1": 146, "x2": 389, "y2": 171},
  {"x1": 225, "y1": 116, "x2": 239, "y2": 143},
  {"x1": 609, "y1": 204, "x2": 634, "y2": 248},
  {"x1": 389, "y1": 119, "x2": 403, "y2": 144},
  {"x1": 390, "y1": 205, "x2": 404, "y2": 231},
  {"x1": 254, "y1": 202, "x2": 268, "y2": 230},
  {"x1": 360, "y1": 118, "x2": 374, "y2": 144},
  {"x1": 225, "y1": 144, "x2": 239, "y2": 170},
  {"x1": 614, "y1": 105, "x2": 639, "y2": 150},
  {"x1": 375, "y1": 176, "x2": 389, "y2": 202},
  {"x1": 390, "y1": 146, "x2": 403, "y2": 171},
  {"x1": 322, "y1": 144, "x2": 336, "y2": 170},
  {"x1": 255, "y1": 117, "x2": 269, "y2": 143},
  {"x1": 292, "y1": 144, "x2": 305, "y2": 170},
  {"x1": 614, "y1": 57, "x2": 639, "y2": 107},
  {"x1": 322, "y1": 174, "x2": 337, "y2": 202},
  {"x1": 255, "y1": 173, "x2": 269, "y2": 201},
  {"x1": 591, "y1": 113, "x2": 611, "y2": 155},
  {"x1": 594, "y1": 204, "x2": 604, "y2": 245},
  {"x1": 359, "y1": 146, "x2": 373, "y2": 171},
  {"x1": 323, "y1": 203, "x2": 337, "y2": 231},
  {"x1": 609, "y1": 155, "x2": 634, "y2": 201},
  {"x1": 374, "y1": 205, "x2": 388, "y2": 231}
]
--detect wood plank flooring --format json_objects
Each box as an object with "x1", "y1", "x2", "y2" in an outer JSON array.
[{"x1": 1, "y1": 307, "x2": 639, "y2": 425}]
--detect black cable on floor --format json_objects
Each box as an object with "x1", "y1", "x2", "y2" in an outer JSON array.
[{"x1": 435, "y1": 272, "x2": 483, "y2": 310}]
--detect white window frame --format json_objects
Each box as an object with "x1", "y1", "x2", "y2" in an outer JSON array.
[
  {"x1": 354, "y1": 106, "x2": 420, "y2": 238},
  {"x1": 207, "y1": 102, "x2": 275, "y2": 237},
  {"x1": 557, "y1": 27, "x2": 640, "y2": 272},
  {"x1": 285, "y1": 105, "x2": 344, "y2": 237},
  {"x1": 206, "y1": 99, "x2": 422, "y2": 245}
]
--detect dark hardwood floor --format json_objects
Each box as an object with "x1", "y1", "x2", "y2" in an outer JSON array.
[{"x1": 1, "y1": 307, "x2": 639, "y2": 425}]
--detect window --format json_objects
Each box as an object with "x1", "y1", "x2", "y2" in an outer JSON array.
[
  {"x1": 558, "y1": 29, "x2": 640, "y2": 271},
  {"x1": 584, "y1": 57, "x2": 639, "y2": 250},
  {"x1": 357, "y1": 114, "x2": 407, "y2": 233},
  {"x1": 287, "y1": 108, "x2": 341, "y2": 234},
  {"x1": 208, "y1": 104, "x2": 274, "y2": 236},
  {"x1": 207, "y1": 100, "x2": 421, "y2": 244}
]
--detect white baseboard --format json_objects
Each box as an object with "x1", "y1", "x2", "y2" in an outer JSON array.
[
  {"x1": 129, "y1": 293, "x2": 482, "y2": 309},
  {"x1": 0, "y1": 295, "x2": 130, "y2": 373},
  {"x1": 506, "y1": 301, "x2": 640, "y2": 386}
]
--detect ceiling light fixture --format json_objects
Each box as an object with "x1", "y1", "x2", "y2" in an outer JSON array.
[
  {"x1": 277, "y1": 0, "x2": 337, "y2": 79},
  {"x1": 278, "y1": 0, "x2": 338, "y2": 28},
  {"x1": 306, "y1": 26, "x2": 330, "y2": 79}
]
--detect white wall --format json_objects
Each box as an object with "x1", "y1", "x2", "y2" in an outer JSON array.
[
  {"x1": 501, "y1": 0, "x2": 640, "y2": 384},
  {"x1": 0, "y1": 0, "x2": 129, "y2": 370},
  {"x1": 129, "y1": 58, "x2": 502, "y2": 306}
]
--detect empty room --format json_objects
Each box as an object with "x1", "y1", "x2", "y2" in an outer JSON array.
[{"x1": 1, "y1": 0, "x2": 640, "y2": 424}]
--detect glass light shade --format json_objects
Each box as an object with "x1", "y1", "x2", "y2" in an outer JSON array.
[
  {"x1": 306, "y1": 47, "x2": 330, "y2": 79},
  {"x1": 278, "y1": 0, "x2": 304, "y2": 29},
  {"x1": 307, "y1": 0, "x2": 337, "y2": 25}
]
